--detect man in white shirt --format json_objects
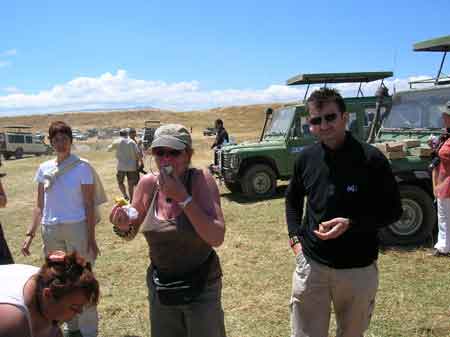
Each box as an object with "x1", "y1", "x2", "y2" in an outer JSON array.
[{"x1": 108, "y1": 129, "x2": 142, "y2": 201}]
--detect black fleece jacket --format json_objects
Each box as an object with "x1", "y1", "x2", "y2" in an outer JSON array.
[{"x1": 285, "y1": 133, "x2": 402, "y2": 268}]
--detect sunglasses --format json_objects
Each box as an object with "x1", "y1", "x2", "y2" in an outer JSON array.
[
  {"x1": 152, "y1": 149, "x2": 183, "y2": 158},
  {"x1": 309, "y1": 113, "x2": 339, "y2": 126}
]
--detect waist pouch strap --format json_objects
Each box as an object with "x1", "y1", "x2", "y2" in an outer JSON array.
[{"x1": 152, "y1": 252, "x2": 214, "y2": 305}]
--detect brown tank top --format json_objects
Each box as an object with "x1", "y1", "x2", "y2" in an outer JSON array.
[{"x1": 141, "y1": 169, "x2": 222, "y2": 280}]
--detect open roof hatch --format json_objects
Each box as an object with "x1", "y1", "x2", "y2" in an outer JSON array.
[
  {"x1": 411, "y1": 35, "x2": 450, "y2": 87},
  {"x1": 286, "y1": 71, "x2": 393, "y2": 101}
]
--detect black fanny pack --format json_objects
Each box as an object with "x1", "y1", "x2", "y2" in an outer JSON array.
[{"x1": 152, "y1": 252, "x2": 214, "y2": 305}]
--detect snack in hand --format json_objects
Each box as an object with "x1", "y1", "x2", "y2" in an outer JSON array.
[
  {"x1": 114, "y1": 197, "x2": 139, "y2": 220},
  {"x1": 114, "y1": 197, "x2": 129, "y2": 207}
]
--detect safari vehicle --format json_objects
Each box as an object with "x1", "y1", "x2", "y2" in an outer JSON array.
[
  {"x1": 212, "y1": 35, "x2": 450, "y2": 246},
  {"x1": 0, "y1": 125, "x2": 52, "y2": 159},
  {"x1": 372, "y1": 35, "x2": 450, "y2": 245},
  {"x1": 210, "y1": 71, "x2": 392, "y2": 197},
  {"x1": 142, "y1": 120, "x2": 161, "y2": 149}
]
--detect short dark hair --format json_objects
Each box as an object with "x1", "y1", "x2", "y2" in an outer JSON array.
[
  {"x1": 215, "y1": 119, "x2": 223, "y2": 126},
  {"x1": 48, "y1": 121, "x2": 73, "y2": 142},
  {"x1": 306, "y1": 87, "x2": 346, "y2": 115}
]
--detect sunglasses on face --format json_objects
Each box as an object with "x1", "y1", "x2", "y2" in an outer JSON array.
[
  {"x1": 152, "y1": 149, "x2": 183, "y2": 158},
  {"x1": 51, "y1": 136, "x2": 71, "y2": 144},
  {"x1": 309, "y1": 112, "x2": 339, "y2": 126}
]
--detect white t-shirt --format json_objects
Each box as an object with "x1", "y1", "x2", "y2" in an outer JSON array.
[
  {"x1": 112, "y1": 137, "x2": 139, "y2": 172},
  {"x1": 0, "y1": 264, "x2": 39, "y2": 337},
  {"x1": 35, "y1": 159, "x2": 94, "y2": 225}
]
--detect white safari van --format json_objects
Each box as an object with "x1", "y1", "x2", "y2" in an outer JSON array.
[{"x1": 0, "y1": 126, "x2": 52, "y2": 159}]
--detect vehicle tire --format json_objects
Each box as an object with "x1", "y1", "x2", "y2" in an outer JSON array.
[
  {"x1": 379, "y1": 185, "x2": 436, "y2": 246},
  {"x1": 241, "y1": 164, "x2": 276, "y2": 199},
  {"x1": 3, "y1": 153, "x2": 11, "y2": 160},
  {"x1": 15, "y1": 148, "x2": 23, "y2": 159},
  {"x1": 224, "y1": 181, "x2": 242, "y2": 193}
]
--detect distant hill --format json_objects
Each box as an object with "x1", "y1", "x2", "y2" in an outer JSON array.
[{"x1": 0, "y1": 103, "x2": 287, "y2": 140}]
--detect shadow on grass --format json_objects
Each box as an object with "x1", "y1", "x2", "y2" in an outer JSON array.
[
  {"x1": 220, "y1": 185, "x2": 287, "y2": 204},
  {"x1": 380, "y1": 228, "x2": 438, "y2": 252},
  {"x1": 379, "y1": 238, "x2": 436, "y2": 253}
]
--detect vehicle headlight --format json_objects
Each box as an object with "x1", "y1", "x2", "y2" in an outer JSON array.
[{"x1": 230, "y1": 154, "x2": 240, "y2": 169}]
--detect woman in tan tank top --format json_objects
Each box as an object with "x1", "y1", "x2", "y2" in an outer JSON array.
[{"x1": 110, "y1": 124, "x2": 226, "y2": 337}]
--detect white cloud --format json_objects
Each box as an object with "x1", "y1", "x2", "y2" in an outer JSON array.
[
  {"x1": 0, "y1": 69, "x2": 429, "y2": 116},
  {"x1": 3, "y1": 86, "x2": 21, "y2": 94},
  {"x1": 1, "y1": 49, "x2": 17, "y2": 57}
]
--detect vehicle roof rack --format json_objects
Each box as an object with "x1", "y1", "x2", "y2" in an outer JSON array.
[
  {"x1": 2, "y1": 125, "x2": 32, "y2": 129},
  {"x1": 286, "y1": 71, "x2": 393, "y2": 101},
  {"x1": 411, "y1": 35, "x2": 450, "y2": 87},
  {"x1": 413, "y1": 35, "x2": 450, "y2": 52},
  {"x1": 2, "y1": 125, "x2": 34, "y2": 133}
]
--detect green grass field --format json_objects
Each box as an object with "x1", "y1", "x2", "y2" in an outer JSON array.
[{"x1": 1, "y1": 112, "x2": 450, "y2": 336}]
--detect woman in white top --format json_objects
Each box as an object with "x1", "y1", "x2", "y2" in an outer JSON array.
[
  {"x1": 21, "y1": 121, "x2": 100, "y2": 337},
  {"x1": 0, "y1": 251, "x2": 99, "y2": 337}
]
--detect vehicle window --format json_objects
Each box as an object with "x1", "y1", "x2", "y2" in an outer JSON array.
[
  {"x1": 8, "y1": 134, "x2": 25, "y2": 143},
  {"x1": 25, "y1": 136, "x2": 33, "y2": 144},
  {"x1": 265, "y1": 107, "x2": 296, "y2": 137},
  {"x1": 383, "y1": 88, "x2": 450, "y2": 129}
]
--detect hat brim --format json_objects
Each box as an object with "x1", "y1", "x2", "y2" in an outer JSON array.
[{"x1": 151, "y1": 136, "x2": 187, "y2": 150}]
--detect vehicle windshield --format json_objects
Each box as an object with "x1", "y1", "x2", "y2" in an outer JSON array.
[
  {"x1": 383, "y1": 87, "x2": 450, "y2": 129},
  {"x1": 264, "y1": 107, "x2": 296, "y2": 138}
]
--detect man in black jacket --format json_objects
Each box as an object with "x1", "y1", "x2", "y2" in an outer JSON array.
[
  {"x1": 285, "y1": 88, "x2": 402, "y2": 337},
  {"x1": 211, "y1": 119, "x2": 229, "y2": 149}
]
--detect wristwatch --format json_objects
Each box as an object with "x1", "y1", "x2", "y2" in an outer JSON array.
[
  {"x1": 178, "y1": 195, "x2": 193, "y2": 209},
  {"x1": 289, "y1": 235, "x2": 301, "y2": 247}
]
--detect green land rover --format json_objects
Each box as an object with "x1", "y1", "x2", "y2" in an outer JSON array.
[{"x1": 211, "y1": 35, "x2": 450, "y2": 246}]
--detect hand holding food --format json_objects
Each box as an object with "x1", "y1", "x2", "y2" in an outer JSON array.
[
  {"x1": 114, "y1": 197, "x2": 129, "y2": 207},
  {"x1": 113, "y1": 196, "x2": 138, "y2": 220}
]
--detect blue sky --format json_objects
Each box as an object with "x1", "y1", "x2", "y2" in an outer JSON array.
[{"x1": 0, "y1": 0, "x2": 449, "y2": 115}]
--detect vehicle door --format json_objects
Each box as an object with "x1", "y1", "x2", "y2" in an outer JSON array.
[
  {"x1": 23, "y1": 134, "x2": 36, "y2": 153},
  {"x1": 286, "y1": 107, "x2": 315, "y2": 173}
]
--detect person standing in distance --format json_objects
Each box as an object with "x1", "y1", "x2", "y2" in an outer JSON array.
[
  {"x1": 211, "y1": 119, "x2": 229, "y2": 149},
  {"x1": 285, "y1": 88, "x2": 402, "y2": 337},
  {"x1": 129, "y1": 127, "x2": 146, "y2": 177},
  {"x1": 108, "y1": 128, "x2": 142, "y2": 201}
]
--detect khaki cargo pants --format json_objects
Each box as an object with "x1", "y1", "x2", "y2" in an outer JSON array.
[
  {"x1": 290, "y1": 250, "x2": 378, "y2": 337},
  {"x1": 42, "y1": 221, "x2": 98, "y2": 337}
]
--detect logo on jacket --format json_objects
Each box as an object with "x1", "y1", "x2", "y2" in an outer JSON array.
[{"x1": 346, "y1": 184, "x2": 358, "y2": 193}]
